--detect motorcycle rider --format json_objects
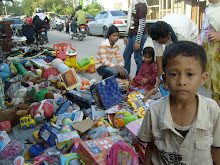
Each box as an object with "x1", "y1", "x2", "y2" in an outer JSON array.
[
  {"x1": 32, "y1": 7, "x2": 49, "y2": 42},
  {"x1": 70, "y1": 5, "x2": 86, "y2": 35}
]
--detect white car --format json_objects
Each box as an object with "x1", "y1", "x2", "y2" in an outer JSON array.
[{"x1": 87, "y1": 10, "x2": 127, "y2": 38}]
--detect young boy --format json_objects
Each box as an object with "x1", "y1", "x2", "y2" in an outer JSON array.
[
  {"x1": 137, "y1": 41, "x2": 220, "y2": 165},
  {"x1": 96, "y1": 25, "x2": 128, "y2": 79}
]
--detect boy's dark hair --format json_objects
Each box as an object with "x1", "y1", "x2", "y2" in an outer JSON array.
[
  {"x1": 78, "y1": 5, "x2": 82, "y2": 10},
  {"x1": 150, "y1": 21, "x2": 170, "y2": 40},
  {"x1": 162, "y1": 41, "x2": 207, "y2": 73},
  {"x1": 143, "y1": 47, "x2": 155, "y2": 63}
]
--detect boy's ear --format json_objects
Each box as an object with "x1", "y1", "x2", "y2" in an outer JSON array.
[{"x1": 201, "y1": 71, "x2": 208, "y2": 85}]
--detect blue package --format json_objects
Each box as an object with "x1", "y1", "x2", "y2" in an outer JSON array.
[{"x1": 90, "y1": 76, "x2": 123, "y2": 109}]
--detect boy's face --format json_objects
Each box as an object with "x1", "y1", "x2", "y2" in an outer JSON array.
[
  {"x1": 165, "y1": 55, "x2": 208, "y2": 101},
  {"x1": 157, "y1": 32, "x2": 171, "y2": 44},
  {"x1": 109, "y1": 32, "x2": 119, "y2": 43}
]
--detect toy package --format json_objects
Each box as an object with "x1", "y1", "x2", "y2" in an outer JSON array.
[
  {"x1": 76, "y1": 135, "x2": 124, "y2": 165},
  {"x1": 56, "y1": 111, "x2": 84, "y2": 126},
  {"x1": 90, "y1": 76, "x2": 123, "y2": 109},
  {"x1": 81, "y1": 125, "x2": 109, "y2": 141},
  {"x1": 0, "y1": 131, "x2": 11, "y2": 151}
]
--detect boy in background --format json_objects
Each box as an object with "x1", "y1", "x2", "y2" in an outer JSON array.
[
  {"x1": 137, "y1": 41, "x2": 220, "y2": 165},
  {"x1": 95, "y1": 25, "x2": 128, "y2": 80}
]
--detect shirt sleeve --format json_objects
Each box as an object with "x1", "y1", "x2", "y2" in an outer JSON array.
[
  {"x1": 147, "y1": 63, "x2": 158, "y2": 85},
  {"x1": 133, "y1": 64, "x2": 144, "y2": 85},
  {"x1": 212, "y1": 105, "x2": 220, "y2": 147},
  {"x1": 97, "y1": 44, "x2": 116, "y2": 68},
  {"x1": 115, "y1": 46, "x2": 124, "y2": 67},
  {"x1": 75, "y1": 11, "x2": 79, "y2": 18},
  {"x1": 153, "y1": 40, "x2": 163, "y2": 57},
  {"x1": 137, "y1": 109, "x2": 154, "y2": 143},
  {"x1": 135, "y1": 4, "x2": 147, "y2": 43}
]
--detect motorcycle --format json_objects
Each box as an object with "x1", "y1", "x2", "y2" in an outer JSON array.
[
  {"x1": 69, "y1": 24, "x2": 86, "y2": 41},
  {"x1": 35, "y1": 26, "x2": 47, "y2": 46}
]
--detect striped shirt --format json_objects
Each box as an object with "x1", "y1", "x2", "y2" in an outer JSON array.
[{"x1": 95, "y1": 39, "x2": 124, "y2": 69}]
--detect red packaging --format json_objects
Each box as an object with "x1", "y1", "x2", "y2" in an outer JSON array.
[{"x1": 76, "y1": 135, "x2": 124, "y2": 165}]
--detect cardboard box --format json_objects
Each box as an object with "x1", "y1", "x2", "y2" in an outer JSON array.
[
  {"x1": 90, "y1": 76, "x2": 123, "y2": 109},
  {"x1": 76, "y1": 135, "x2": 124, "y2": 165},
  {"x1": 0, "y1": 131, "x2": 11, "y2": 151}
]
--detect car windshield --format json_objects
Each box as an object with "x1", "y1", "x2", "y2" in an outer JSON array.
[
  {"x1": 4, "y1": 18, "x2": 23, "y2": 24},
  {"x1": 110, "y1": 11, "x2": 127, "y2": 16}
]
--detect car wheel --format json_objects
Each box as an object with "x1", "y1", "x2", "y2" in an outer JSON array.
[
  {"x1": 78, "y1": 33, "x2": 84, "y2": 41},
  {"x1": 69, "y1": 32, "x2": 73, "y2": 40},
  {"x1": 103, "y1": 26, "x2": 108, "y2": 38},
  {"x1": 29, "y1": 124, "x2": 34, "y2": 128},
  {"x1": 88, "y1": 66, "x2": 96, "y2": 73},
  {"x1": 22, "y1": 125, "x2": 28, "y2": 130},
  {"x1": 86, "y1": 26, "x2": 91, "y2": 36}
]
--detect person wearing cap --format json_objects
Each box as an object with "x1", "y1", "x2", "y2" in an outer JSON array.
[
  {"x1": 95, "y1": 25, "x2": 128, "y2": 80},
  {"x1": 123, "y1": 0, "x2": 148, "y2": 76}
]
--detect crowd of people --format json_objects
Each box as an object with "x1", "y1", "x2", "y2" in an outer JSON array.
[{"x1": 94, "y1": 0, "x2": 220, "y2": 164}]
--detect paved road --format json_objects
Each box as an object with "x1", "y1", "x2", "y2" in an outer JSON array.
[{"x1": 43, "y1": 30, "x2": 211, "y2": 98}]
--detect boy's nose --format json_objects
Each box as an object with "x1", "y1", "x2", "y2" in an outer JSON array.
[{"x1": 177, "y1": 76, "x2": 186, "y2": 86}]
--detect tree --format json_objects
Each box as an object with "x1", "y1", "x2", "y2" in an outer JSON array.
[
  {"x1": 83, "y1": 1, "x2": 103, "y2": 16},
  {"x1": 0, "y1": 0, "x2": 23, "y2": 16}
]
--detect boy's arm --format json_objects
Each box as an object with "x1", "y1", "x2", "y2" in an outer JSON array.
[
  {"x1": 156, "y1": 56, "x2": 163, "y2": 87},
  {"x1": 143, "y1": 87, "x2": 159, "y2": 102},
  {"x1": 211, "y1": 147, "x2": 220, "y2": 165},
  {"x1": 115, "y1": 46, "x2": 124, "y2": 68},
  {"x1": 144, "y1": 142, "x2": 154, "y2": 165}
]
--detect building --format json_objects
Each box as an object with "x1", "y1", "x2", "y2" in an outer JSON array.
[{"x1": 98, "y1": 0, "x2": 209, "y2": 31}]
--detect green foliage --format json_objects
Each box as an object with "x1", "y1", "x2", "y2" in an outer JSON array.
[
  {"x1": 1, "y1": 0, "x2": 103, "y2": 18},
  {"x1": 0, "y1": 0, "x2": 24, "y2": 16},
  {"x1": 83, "y1": 2, "x2": 103, "y2": 16}
]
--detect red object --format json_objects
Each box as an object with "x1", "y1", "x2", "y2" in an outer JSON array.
[
  {"x1": 53, "y1": 43, "x2": 76, "y2": 60},
  {"x1": 26, "y1": 17, "x2": 33, "y2": 24},
  {"x1": 29, "y1": 101, "x2": 54, "y2": 119},
  {"x1": 76, "y1": 135, "x2": 124, "y2": 165},
  {"x1": 41, "y1": 68, "x2": 59, "y2": 79},
  {"x1": 113, "y1": 20, "x2": 123, "y2": 24},
  {"x1": 80, "y1": 86, "x2": 85, "y2": 90},
  {"x1": 0, "y1": 121, "x2": 11, "y2": 133}
]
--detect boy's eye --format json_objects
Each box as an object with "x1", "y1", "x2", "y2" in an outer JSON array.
[
  {"x1": 170, "y1": 73, "x2": 177, "y2": 76},
  {"x1": 188, "y1": 73, "x2": 194, "y2": 76}
]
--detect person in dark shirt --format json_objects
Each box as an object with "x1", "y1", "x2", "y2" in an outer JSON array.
[{"x1": 123, "y1": 0, "x2": 148, "y2": 76}]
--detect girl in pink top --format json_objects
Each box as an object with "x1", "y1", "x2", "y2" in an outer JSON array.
[{"x1": 133, "y1": 47, "x2": 157, "y2": 91}]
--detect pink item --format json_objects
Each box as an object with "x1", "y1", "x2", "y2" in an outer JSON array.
[
  {"x1": 0, "y1": 121, "x2": 11, "y2": 133},
  {"x1": 33, "y1": 155, "x2": 58, "y2": 165},
  {"x1": 107, "y1": 141, "x2": 139, "y2": 165},
  {"x1": 0, "y1": 141, "x2": 24, "y2": 159},
  {"x1": 13, "y1": 156, "x2": 24, "y2": 165},
  {"x1": 41, "y1": 68, "x2": 59, "y2": 79}
]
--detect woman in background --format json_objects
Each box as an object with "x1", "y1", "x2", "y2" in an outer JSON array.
[{"x1": 201, "y1": 0, "x2": 220, "y2": 105}]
